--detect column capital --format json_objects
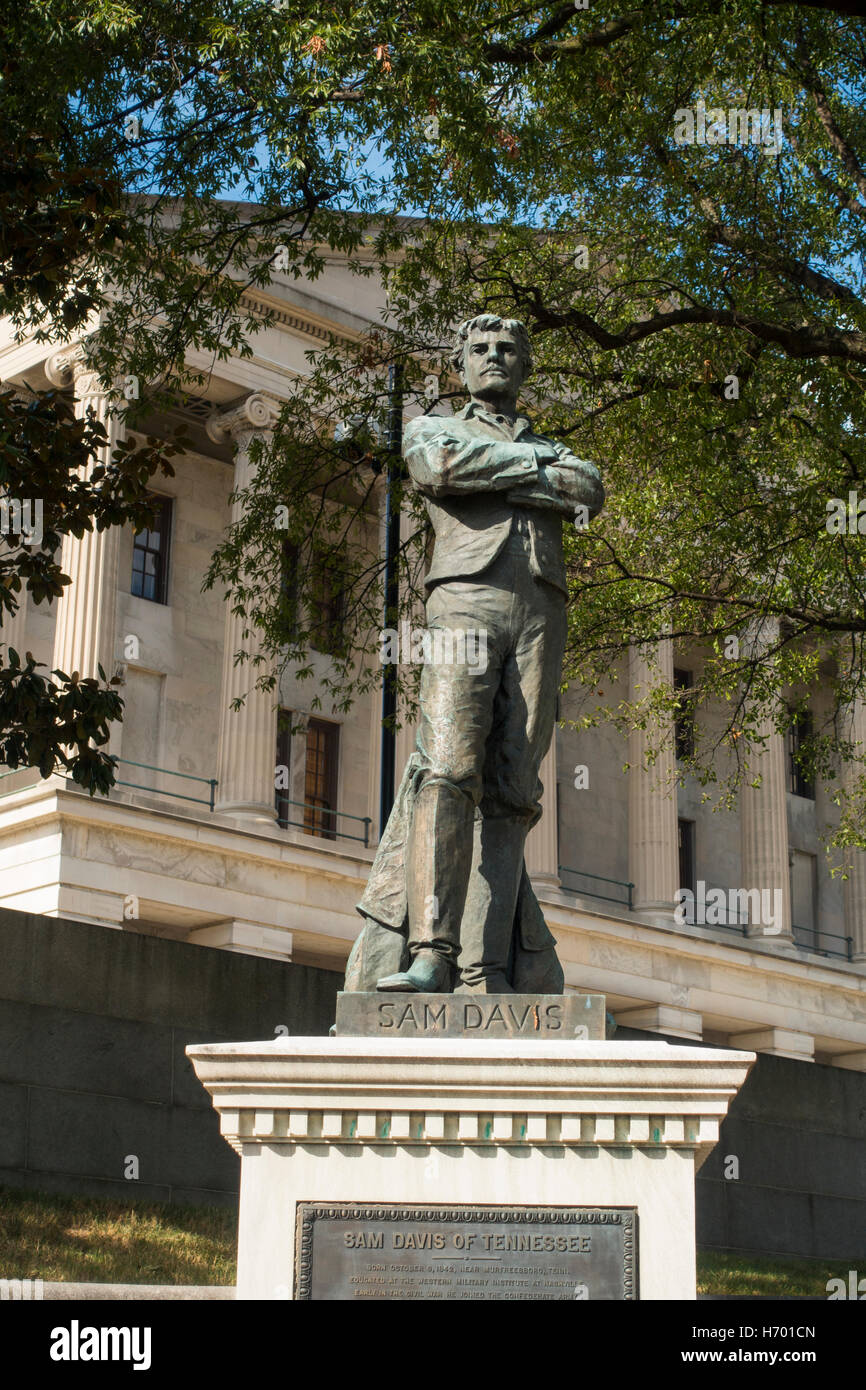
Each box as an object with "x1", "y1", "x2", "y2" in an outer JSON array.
[
  {"x1": 44, "y1": 345, "x2": 85, "y2": 388},
  {"x1": 44, "y1": 345, "x2": 117, "y2": 404},
  {"x1": 206, "y1": 392, "x2": 282, "y2": 444}
]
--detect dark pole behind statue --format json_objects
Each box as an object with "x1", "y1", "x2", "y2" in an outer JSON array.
[{"x1": 379, "y1": 361, "x2": 403, "y2": 836}]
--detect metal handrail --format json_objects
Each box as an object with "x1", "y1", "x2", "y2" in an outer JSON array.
[
  {"x1": 676, "y1": 900, "x2": 750, "y2": 933},
  {"x1": 277, "y1": 796, "x2": 372, "y2": 847},
  {"x1": 558, "y1": 865, "x2": 634, "y2": 910},
  {"x1": 699, "y1": 916, "x2": 853, "y2": 959},
  {"x1": 702, "y1": 917, "x2": 749, "y2": 937},
  {"x1": 0, "y1": 766, "x2": 42, "y2": 796},
  {"x1": 113, "y1": 758, "x2": 218, "y2": 810},
  {"x1": 0, "y1": 758, "x2": 218, "y2": 811},
  {"x1": 792, "y1": 924, "x2": 853, "y2": 962},
  {"x1": 0, "y1": 760, "x2": 373, "y2": 847},
  {"x1": 116, "y1": 758, "x2": 214, "y2": 786},
  {"x1": 556, "y1": 873, "x2": 855, "y2": 961}
]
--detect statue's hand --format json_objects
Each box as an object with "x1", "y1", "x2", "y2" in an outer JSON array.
[
  {"x1": 532, "y1": 443, "x2": 561, "y2": 467},
  {"x1": 506, "y1": 465, "x2": 575, "y2": 514},
  {"x1": 547, "y1": 454, "x2": 605, "y2": 516}
]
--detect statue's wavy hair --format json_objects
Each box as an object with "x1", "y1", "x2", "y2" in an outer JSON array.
[{"x1": 449, "y1": 314, "x2": 533, "y2": 383}]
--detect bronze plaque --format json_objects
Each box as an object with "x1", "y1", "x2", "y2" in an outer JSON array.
[{"x1": 295, "y1": 1203, "x2": 636, "y2": 1300}]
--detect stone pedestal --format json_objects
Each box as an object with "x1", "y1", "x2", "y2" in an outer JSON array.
[{"x1": 188, "y1": 1036, "x2": 753, "y2": 1301}]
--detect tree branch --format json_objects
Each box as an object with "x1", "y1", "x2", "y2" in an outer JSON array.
[
  {"x1": 791, "y1": 46, "x2": 866, "y2": 203},
  {"x1": 483, "y1": 11, "x2": 643, "y2": 64},
  {"x1": 526, "y1": 294, "x2": 866, "y2": 363}
]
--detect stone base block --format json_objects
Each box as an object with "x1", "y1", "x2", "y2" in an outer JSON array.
[
  {"x1": 187, "y1": 920, "x2": 293, "y2": 961},
  {"x1": 728, "y1": 1027, "x2": 814, "y2": 1061},
  {"x1": 830, "y1": 1050, "x2": 866, "y2": 1072},
  {"x1": 616, "y1": 1005, "x2": 703, "y2": 1041},
  {"x1": 188, "y1": 1036, "x2": 754, "y2": 1301}
]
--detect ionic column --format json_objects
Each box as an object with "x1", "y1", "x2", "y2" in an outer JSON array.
[
  {"x1": 208, "y1": 394, "x2": 282, "y2": 825},
  {"x1": 628, "y1": 641, "x2": 679, "y2": 915},
  {"x1": 739, "y1": 619, "x2": 792, "y2": 941},
  {"x1": 46, "y1": 349, "x2": 124, "y2": 683},
  {"x1": 525, "y1": 738, "x2": 560, "y2": 888},
  {"x1": 739, "y1": 722, "x2": 793, "y2": 940},
  {"x1": 0, "y1": 390, "x2": 30, "y2": 663},
  {"x1": 841, "y1": 698, "x2": 866, "y2": 961}
]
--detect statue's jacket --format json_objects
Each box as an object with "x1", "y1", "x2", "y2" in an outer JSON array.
[
  {"x1": 344, "y1": 403, "x2": 604, "y2": 992},
  {"x1": 405, "y1": 401, "x2": 603, "y2": 595}
]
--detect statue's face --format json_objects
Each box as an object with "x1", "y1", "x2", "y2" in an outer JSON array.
[{"x1": 462, "y1": 328, "x2": 524, "y2": 405}]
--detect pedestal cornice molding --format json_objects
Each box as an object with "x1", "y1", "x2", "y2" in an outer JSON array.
[{"x1": 188, "y1": 1037, "x2": 755, "y2": 1170}]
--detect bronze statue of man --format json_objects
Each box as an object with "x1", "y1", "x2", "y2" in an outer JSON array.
[{"x1": 344, "y1": 313, "x2": 604, "y2": 995}]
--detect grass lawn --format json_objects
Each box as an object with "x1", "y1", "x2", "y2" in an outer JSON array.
[
  {"x1": 698, "y1": 1247, "x2": 850, "y2": 1299},
  {"x1": 0, "y1": 1185, "x2": 850, "y2": 1295},
  {"x1": 0, "y1": 1186, "x2": 237, "y2": 1286}
]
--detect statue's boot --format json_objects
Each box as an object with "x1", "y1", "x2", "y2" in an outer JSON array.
[
  {"x1": 454, "y1": 814, "x2": 529, "y2": 994},
  {"x1": 376, "y1": 778, "x2": 474, "y2": 993},
  {"x1": 376, "y1": 948, "x2": 452, "y2": 993}
]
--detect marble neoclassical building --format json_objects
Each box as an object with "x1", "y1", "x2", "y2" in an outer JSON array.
[{"x1": 1, "y1": 243, "x2": 864, "y2": 1072}]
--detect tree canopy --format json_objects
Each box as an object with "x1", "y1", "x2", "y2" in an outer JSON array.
[{"x1": 4, "y1": 0, "x2": 866, "y2": 843}]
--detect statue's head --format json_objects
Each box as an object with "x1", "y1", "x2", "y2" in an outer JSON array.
[{"x1": 450, "y1": 314, "x2": 533, "y2": 406}]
